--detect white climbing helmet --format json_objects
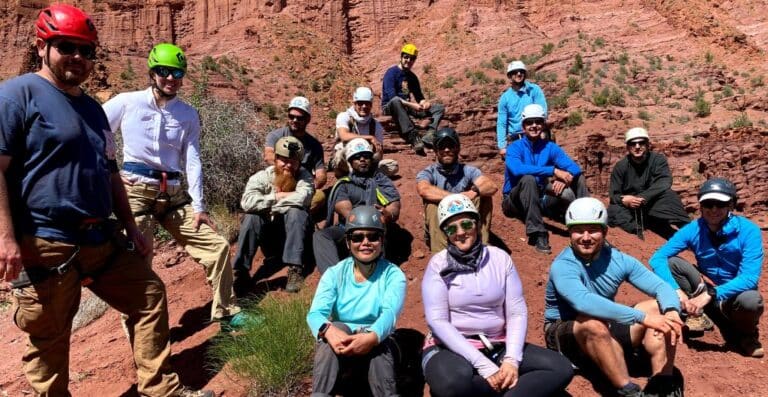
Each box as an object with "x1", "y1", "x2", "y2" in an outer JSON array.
[
  {"x1": 565, "y1": 198, "x2": 608, "y2": 229},
  {"x1": 625, "y1": 127, "x2": 650, "y2": 143},
  {"x1": 521, "y1": 103, "x2": 547, "y2": 121},
  {"x1": 506, "y1": 60, "x2": 527, "y2": 74},
  {"x1": 288, "y1": 96, "x2": 311, "y2": 116},
  {"x1": 345, "y1": 137, "x2": 373, "y2": 160},
  {"x1": 353, "y1": 87, "x2": 374, "y2": 102},
  {"x1": 437, "y1": 193, "x2": 479, "y2": 228}
]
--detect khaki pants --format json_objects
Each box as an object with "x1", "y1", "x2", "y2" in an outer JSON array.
[
  {"x1": 125, "y1": 182, "x2": 236, "y2": 320},
  {"x1": 425, "y1": 196, "x2": 493, "y2": 253},
  {"x1": 13, "y1": 235, "x2": 180, "y2": 396}
]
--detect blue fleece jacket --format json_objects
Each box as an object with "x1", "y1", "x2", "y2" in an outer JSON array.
[
  {"x1": 545, "y1": 245, "x2": 681, "y2": 325},
  {"x1": 649, "y1": 214, "x2": 763, "y2": 301},
  {"x1": 496, "y1": 81, "x2": 547, "y2": 149},
  {"x1": 503, "y1": 137, "x2": 582, "y2": 194}
]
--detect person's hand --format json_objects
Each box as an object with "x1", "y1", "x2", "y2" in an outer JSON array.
[
  {"x1": 193, "y1": 211, "x2": 217, "y2": 232},
  {"x1": 553, "y1": 168, "x2": 573, "y2": 184},
  {"x1": 621, "y1": 195, "x2": 645, "y2": 209},
  {"x1": 642, "y1": 313, "x2": 683, "y2": 344},
  {"x1": 461, "y1": 190, "x2": 478, "y2": 200},
  {"x1": 375, "y1": 204, "x2": 392, "y2": 223},
  {"x1": 688, "y1": 292, "x2": 713, "y2": 316},
  {"x1": 485, "y1": 368, "x2": 503, "y2": 392},
  {"x1": 551, "y1": 180, "x2": 567, "y2": 196},
  {"x1": 663, "y1": 310, "x2": 684, "y2": 345},
  {"x1": 676, "y1": 289, "x2": 697, "y2": 314},
  {"x1": 499, "y1": 148, "x2": 506, "y2": 157},
  {"x1": 0, "y1": 236, "x2": 22, "y2": 282},
  {"x1": 125, "y1": 223, "x2": 151, "y2": 257},
  {"x1": 338, "y1": 332, "x2": 378, "y2": 356},
  {"x1": 324, "y1": 324, "x2": 351, "y2": 354},
  {"x1": 496, "y1": 361, "x2": 519, "y2": 390},
  {"x1": 420, "y1": 100, "x2": 431, "y2": 111}
]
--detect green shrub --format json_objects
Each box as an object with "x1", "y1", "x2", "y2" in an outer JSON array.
[
  {"x1": 751, "y1": 75, "x2": 765, "y2": 87},
  {"x1": 593, "y1": 37, "x2": 605, "y2": 48},
  {"x1": 565, "y1": 111, "x2": 583, "y2": 127},
  {"x1": 541, "y1": 43, "x2": 555, "y2": 56},
  {"x1": 201, "y1": 56, "x2": 220, "y2": 72},
  {"x1": 617, "y1": 52, "x2": 629, "y2": 65},
  {"x1": 490, "y1": 55, "x2": 505, "y2": 72},
  {"x1": 729, "y1": 113, "x2": 753, "y2": 128},
  {"x1": 468, "y1": 70, "x2": 490, "y2": 85},
  {"x1": 120, "y1": 60, "x2": 136, "y2": 81},
  {"x1": 608, "y1": 87, "x2": 626, "y2": 106},
  {"x1": 549, "y1": 93, "x2": 568, "y2": 110},
  {"x1": 638, "y1": 109, "x2": 651, "y2": 121},
  {"x1": 722, "y1": 85, "x2": 734, "y2": 97},
  {"x1": 705, "y1": 51, "x2": 714, "y2": 63},
  {"x1": 423, "y1": 63, "x2": 433, "y2": 74},
  {"x1": 441, "y1": 76, "x2": 458, "y2": 89},
  {"x1": 566, "y1": 77, "x2": 582, "y2": 95},
  {"x1": 210, "y1": 293, "x2": 314, "y2": 395},
  {"x1": 692, "y1": 91, "x2": 711, "y2": 117},
  {"x1": 568, "y1": 54, "x2": 584, "y2": 75},
  {"x1": 593, "y1": 87, "x2": 609, "y2": 107}
]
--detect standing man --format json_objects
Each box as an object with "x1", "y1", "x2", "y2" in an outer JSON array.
[
  {"x1": 545, "y1": 198, "x2": 684, "y2": 397},
  {"x1": 232, "y1": 137, "x2": 314, "y2": 295},
  {"x1": 496, "y1": 60, "x2": 547, "y2": 155},
  {"x1": 103, "y1": 43, "x2": 240, "y2": 322},
  {"x1": 608, "y1": 127, "x2": 690, "y2": 239},
  {"x1": 331, "y1": 86, "x2": 398, "y2": 178},
  {"x1": 416, "y1": 127, "x2": 497, "y2": 252},
  {"x1": 501, "y1": 104, "x2": 588, "y2": 254},
  {"x1": 265, "y1": 96, "x2": 327, "y2": 213},
  {"x1": 650, "y1": 178, "x2": 764, "y2": 357},
  {"x1": 0, "y1": 5, "x2": 209, "y2": 396},
  {"x1": 313, "y1": 139, "x2": 401, "y2": 274},
  {"x1": 382, "y1": 43, "x2": 445, "y2": 155}
]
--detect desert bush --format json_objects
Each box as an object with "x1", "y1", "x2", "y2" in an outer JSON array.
[
  {"x1": 692, "y1": 91, "x2": 711, "y2": 117},
  {"x1": 541, "y1": 43, "x2": 555, "y2": 56},
  {"x1": 565, "y1": 111, "x2": 583, "y2": 127},
  {"x1": 751, "y1": 75, "x2": 765, "y2": 87},
  {"x1": 441, "y1": 76, "x2": 458, "y2": 88},
  {"x1": 608, "y1": 87, "x2": 626, "y2": 106},
  {"x1": 593, "y1": 87, "x2": 610, "y2": 107},
  {"x1": 210, "y1": 293, "x2": 314, "y2": 395},
  {"x1": 549, "y1": 93, "x2": 568, "y2": 110},
  {"x1": 729, "y1": 113, "x2": 753, "y2": 128},
  {"x1": 638, "y1": 109, "x2": 651, "y2": 121},
  {"x1": 566, "y1": 77, "x2": 582, "y2": 95},
  {"x1": 490, "y1": 55, "x2": 505, "y2": 72},
  {"x1": 722, "y1": 85, "x2": 734, "y2": 97},
  {"x1": 120, "y1": 60, "x2": 136, "y2": 81},
  {"x1": 568, "y1": 54, "x2": 584, "y2": 75}
]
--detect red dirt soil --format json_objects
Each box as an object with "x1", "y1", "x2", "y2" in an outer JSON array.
[{"x1": 1, "y1": 144, "x2": 766, "y2": 396}]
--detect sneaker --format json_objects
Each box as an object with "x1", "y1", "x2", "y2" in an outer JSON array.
[
  {"x1": 285, "y1": 266, "x2": 304, "y2": 293},
  {"x1": 172, "y1": 386, "x2": 215, "y2": 397},
  {"x1": 733, "y1": 337, "x2": 764, "y2": 358},
  {"x1": 534, "y1": 232, "x2": 551, "y2": 254},
  {"x1": 616, "y1": 382, "x2": 643, "y2": 397},
  {"x1": 412, "y1": 136, "x2": 426, "y2": 156},
  {"x1": 684, "y1": 313, "x2": 714, "y2": 332}
]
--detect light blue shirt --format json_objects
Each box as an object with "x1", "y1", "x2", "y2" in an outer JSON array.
[
  {"x1": 307, "y1": 256, "x2": 406, "y2": 342},
  {"x1": 103, "y1": 88, "x2": 206, "y2": 212},
  {"x1": 496, "y1": 81, "x2": 547, "y2": 149}
]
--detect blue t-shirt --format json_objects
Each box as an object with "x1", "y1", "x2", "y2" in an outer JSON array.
[
  {"x1": 416, "y1": 163, "x2": 482, "y2": 193},
  {"x1": 0, "y1": 73, "x2": 116, "y2": 242}
]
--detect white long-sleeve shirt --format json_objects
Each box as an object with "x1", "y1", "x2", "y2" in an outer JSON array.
[{"x1": 103, "y1": 88, "x2": 206, "y2": 212}]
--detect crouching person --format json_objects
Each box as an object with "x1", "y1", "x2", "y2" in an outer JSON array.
[
  {"x1": 232, "y1": 136, "x2": 314, "y2": 295},
  {"x1": 422, "y1": 195, "x2": 573, "y2": 397},
  {"x1": 544, "y1": 198, "x2": 684, "y2": 397},
  {"x1": 307, "y1": 206, "x2": 407, "y2": 396}
]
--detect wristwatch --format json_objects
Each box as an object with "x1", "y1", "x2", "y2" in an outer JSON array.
[{"x1": 318, "y1": 322, "x2": 331, "y2": 340}]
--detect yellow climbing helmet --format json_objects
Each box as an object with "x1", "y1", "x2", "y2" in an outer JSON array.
[{"x1": 401, "y1": 43, "x2": 418, "y2": 57}]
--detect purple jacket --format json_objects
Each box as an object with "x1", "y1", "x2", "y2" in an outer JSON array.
[{"x1": 422, "y1": 246, "x2": 527, "y2": 377}]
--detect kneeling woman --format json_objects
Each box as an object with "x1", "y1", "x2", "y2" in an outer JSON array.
[
  {"x1": 307, "y1": 205, "x2": 407, "y2": 397},
  {"x1": 422, "y1": 194, "x2": 573, "y2": 397}
]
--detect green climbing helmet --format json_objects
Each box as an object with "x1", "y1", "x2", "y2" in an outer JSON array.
[{"x1": 147, "y1": 43, "x2": 187, "y2": 72}]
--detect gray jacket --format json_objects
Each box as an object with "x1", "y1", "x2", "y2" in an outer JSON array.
[{"x1": 240, "y1": 166, "x2": 314, "y2": 214}]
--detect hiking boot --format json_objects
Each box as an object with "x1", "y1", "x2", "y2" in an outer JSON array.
[
  {"x1": 534, "y1": 232, "x2": 551, "y2": 254},
  {"x1": 232, "y1": 270, "x2": 252, "y2": 298},
  {"x1": 285, "y1": 266, "x2": 304, "y2": 293},
  {"x1": 172, "y1": 386, "x2": 215, "y2": 397},
  {"x1": 616, "y1": 382, "x2": 643, "y2": 397},
  {"x1": 684, "y1": 313, "x2": 714, "y2": 332},
  {"x1": 412, "y1": 136, "x2": 426, "y2": 156},
  {"x1": 421, "y1": 129, "x2": 436, "y2": 148},
  {"x1": 732, "y1": 336, "x2": 764, "y2": 358}
]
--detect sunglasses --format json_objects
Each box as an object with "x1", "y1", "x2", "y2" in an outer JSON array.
[
  {"x1": 50, "y1": 40, "x2": 96, "y2": 60},
  {"x1": 443, "y1": 219, "x2": 477, "y2": 237},
  {"x1": 347, "y1": 231, "x2": 382, "y2": 243},
  {"x1": 627, "y1": 140, "x2": 648, "y2": 148},
  {"x1": 523, "y1": 118, "x2": 545, "y2": 126},
  {"x1": 701, "y1": 200, "x2": 730, "y2": 209},
  {"x1": 508, "y1": 70, "x2": 526, "y2": 76},
  {"x1": 288, "y1": 113, "x2": 307, "y2": 122},
  {"x1": 401, "y1": 54, "x2": 416, "y2": 61},
  {"x1": 350, "y1": 152, "x2": 373, "y2": 161},
  {"x1": 153, "y1": 66, "x2": 185, "y2": 79},
  {"x1": 436, "y1": 141, "x2": 458, "y2": 150}
]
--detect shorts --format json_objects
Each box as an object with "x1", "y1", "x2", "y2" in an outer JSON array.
[{"x1": 544, "y1": 319, "x2": 636, "y2": 368}]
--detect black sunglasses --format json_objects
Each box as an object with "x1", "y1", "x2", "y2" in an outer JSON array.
[
  {"x1": 288, "y1": 113, "x2": 307, "y2": 122},
  {"x1": 701, "y1": 200, "x2": 729, "y2": 209},
  {"x1": 508, "y1": 69, "x2": 526, "y2": 76},
  {"x1": 50, "y1": 40, "x2": 96, "y2": 60},
  {"x1": 627, "y1": 140, "x2": 648, "y2": 148},
  {"x1": 347, "y1": 231, "x2": 382, "y2": 243},
  {"x1": 523, "y1": 118, "x2": 545, "y2": 126},
  {"x1": 152, "y1": 66, "x2": 185, "y2": 79},
  {"x1": 350, "y1": 152, "x2": 374, "y2": 161}
]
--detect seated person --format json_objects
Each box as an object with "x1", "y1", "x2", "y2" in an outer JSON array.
[
  {"x1": 416, "y1": 127, "x2": 497, "y2": 253},
  {"x1": 307, "y1": 205, "x2": 407, "y2": 397},
  {"x1": 313, "y1": 138, "x2": 400, "y2": 274},
  {"x1": 422, "y1": 194, "x2": 573, "y2": 397},
  {"x1": 231, "y1": 136, "x2": 314, "y2": 295},
  {"x1": 608, "y1": 127, "x2": 690, "y2": 240},
  {"x1": 501, "y1": 104, "x2": 589, "y2": 254},
  {"x1": 544, "y1": 198, "x2": 684, "y2": 397},
  {"x1": 331, "y1": 86, "x2": 398, "y2": 178},
  {"x1": 265, "y1": 96, "x2": 327, "y2": 213},
  {"x1": 381, "y1": 43, "x2": 444, "y2": 155},
  {"x1": 650, "y1": 178, "x2": 764, "y2": 358},
  {"x1": 496, "y1": 60, "x2": 548, "y2": 155}
]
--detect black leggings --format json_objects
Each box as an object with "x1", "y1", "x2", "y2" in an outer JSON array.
[{"x1": 424, "y1": 343, "x2": 573, "y2": 397}]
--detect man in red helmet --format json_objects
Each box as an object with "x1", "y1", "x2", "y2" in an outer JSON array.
[{"x1": 0, "y1": 5, "x2": 211, "y2": 397}]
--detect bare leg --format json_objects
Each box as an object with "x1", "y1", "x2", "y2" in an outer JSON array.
[
  {"x1": 573, "y1": 316, "x2": 631, "y2": 388},
  {"x1": 632, "y1": 300, "x2": 675, "y2": 376}
]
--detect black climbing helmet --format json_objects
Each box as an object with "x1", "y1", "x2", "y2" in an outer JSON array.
[
  {"x1": 698, "y1": 177, "x2": 737, "y2": 203},
  {"x1": 345, "y1": 205, "x2": 385, "y2": 233},
  {"x1": 434, "y1": 127, "x2": 460, "y2": 147}
]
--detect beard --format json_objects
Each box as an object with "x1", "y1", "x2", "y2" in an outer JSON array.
[
  {"x1": 274, "y1": 165, "x2": 298, "y2": 193},
  {"x1": 47, "y1": 58, "x2": 92, "y2": 87}
]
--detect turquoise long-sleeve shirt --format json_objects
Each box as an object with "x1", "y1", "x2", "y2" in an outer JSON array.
[
  {"x1": 650, "y1": 215, "x2": 763, "y2": 301},
  {"x1": 545, "y1": 245, "x2": 681, "y2": 325},
  {"x1": 496, "y1": 81, "x2": 547, "y2": 149},
  {"x1": 307, "y1": 256, "x2": 406, "y2": 342}
]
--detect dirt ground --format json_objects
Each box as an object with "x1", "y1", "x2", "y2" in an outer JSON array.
[{"x1": 1, "y1": 147, "x2": 766, "y2": 396}]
